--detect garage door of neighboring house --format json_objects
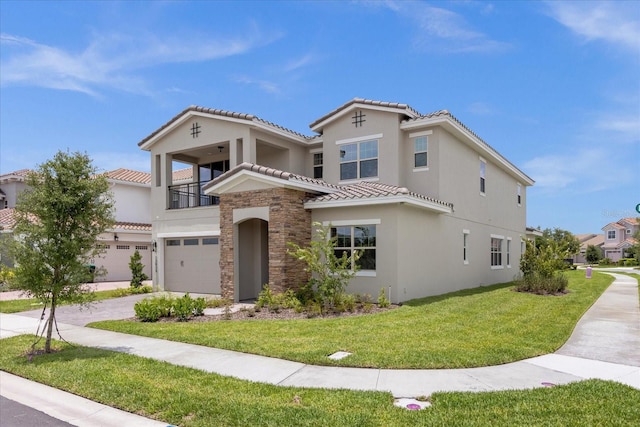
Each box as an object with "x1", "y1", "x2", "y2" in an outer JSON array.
[
  {"x1": 164, "y1": 237, "x2": 221, "y2": 294},
  {"x1": 95, "y1": 243, "x2": 152, "y2": 282}
]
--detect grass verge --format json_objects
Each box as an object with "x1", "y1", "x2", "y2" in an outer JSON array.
[
  {"x1": 0, "y1": 335, "x2": 638, "y2": 427},
  {"x1": 90, "y1": 270, "x2": 613, "y2": 369},
  {"x1": 0, "y1": 288, "x2": 139, "y2": 314}
]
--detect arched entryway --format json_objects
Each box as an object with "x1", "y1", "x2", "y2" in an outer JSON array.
[{"x1": 237, "y1": 218, "x2": 269, "y2": 301}]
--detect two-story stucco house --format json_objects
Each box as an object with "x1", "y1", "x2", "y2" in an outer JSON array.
[
  {"x1": 140, "y1": 98, "x2": 534, "y2": 303},
  {"x1": 0, "y1": 168, "x2": 153, "y2": 281},
  {"x1": 601, "y1": 218, "x2": 639, "y2": 262}
]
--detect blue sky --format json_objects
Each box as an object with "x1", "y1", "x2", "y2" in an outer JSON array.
[{"x1": 1, "y1": 1, "x2": 638, "y2": 234}]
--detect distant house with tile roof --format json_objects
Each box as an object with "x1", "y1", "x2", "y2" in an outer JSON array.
[
  {"x1": 572, "y1": 233, "x2": 605, "y2": 264},
  {"x1": 140, "y1": 98, "x2": 535, "y2": 302},
  {"x1": 602, "y1": 218, "x2": 639, "y2": 262},
  {"x1": 0, "y1": 167, "x2": 155, "y2": 281}
]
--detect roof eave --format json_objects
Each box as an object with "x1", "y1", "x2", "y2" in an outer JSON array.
[
  {"x1": 305, "y1": 195, "x2": 453, "y2": 213},
  {"x1": 203, "y1": 169, "x2": 331, "y2": 196},
  {"x1": 310, "y1": 100, "x2": 420, "y2": 133}
]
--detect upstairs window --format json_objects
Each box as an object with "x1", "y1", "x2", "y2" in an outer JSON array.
[
  {"x1": 517, "y1": 183, "x2": 522, "y2": 205},
  {"x1": 480, "y1": 159, "x2": 486, "y2": 194},
  {"x1": 313, "y1": 152, "x2": 323, "y2": 179},
  {"x1": 414, "y1": 136, "x2": 428, "y2": 168},
  {"x1": 607, "y1": 230, "x2": 616, "y2": 239},
  {"x1": 339, "y1": 140, "x2": 378, "y2": 180}
]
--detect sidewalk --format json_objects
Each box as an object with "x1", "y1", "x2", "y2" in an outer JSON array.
[{"x1": 1, "y1": 273, "x2": 638, "y2": 425}]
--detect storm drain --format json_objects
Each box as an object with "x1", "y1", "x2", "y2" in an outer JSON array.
[
  {"x1": 328, "y1": 351, "x2": 352, "y2": 360},
  {"x1": 394, "y1": 398, "x2": 431, "y2": 410}
]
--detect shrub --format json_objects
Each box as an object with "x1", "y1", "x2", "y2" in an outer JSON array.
[
  {"x1": 256, "y1": 284, "x2": 275, "y2": 309},
  {"x1": 514, "y1": 272, "x2": 568, "y2": 295},
  {"x1": 192, "y1": 297, "x2": 206, "y2": 316},
  {"x1": 129, "y1": 250, "x2": 148, "y2": 288},
  {"x1": 377, "y1": 288, "x2": 390, "y2": 308},
  {"x1": 0, "y1": 267, "x2": 15, "y2": 287},
  {"x1": 600, "y1": 258, "x2": 613, "y2": 265},
  {"x1": 130, "y1": 285, "x2": 152, "y2": 295},
  {"x1": 342, "y1": 293, "x2": 356, "y2": 312},
  {"x1": 134, "y1": 299, "x2": 162, "y2": 322},
  {"x1": 173, "y1": 294, "x2": 194, "y2": 321}
]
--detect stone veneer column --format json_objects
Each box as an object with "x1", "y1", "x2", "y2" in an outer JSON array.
[{"x1": 219, "y1": 187, "x2": 312, "y2": 300}]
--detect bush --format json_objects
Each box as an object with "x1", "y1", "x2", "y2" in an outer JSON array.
[
  {"x1": 173, "y1": 294, "x2": 195, "y2": 321},
  {"x1": 130, "y1": 285, "x2": 153, "y2": 294},
  {"x1": 134, "y1": 298, "x2": 163, "y2": 322},
  {"x1": 514, "y1": 272, "x2": 568, "y2": 295},
  {"x1": 192, "y1": 297, "x2": 206, "y2": 316},
  {"x1": 377, "y1": 288, "x2": 390, "y2": 308},
  {"x1": 600, "y1": 258, "x2": 613, "y2": 266},
  {"x1": 129, "y1": 250, "x2": 148, "y2": 288},
  {"x1": 0, "y1": 267, "x2": 15, "y2": 287}
]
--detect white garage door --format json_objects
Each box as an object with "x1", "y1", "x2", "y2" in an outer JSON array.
[
  {"x1": 164, "y1": 237, "x2": 220, "y2": 294},
  {"x1": 94, "y1": 242, "x2": 152, "y2": 282}
]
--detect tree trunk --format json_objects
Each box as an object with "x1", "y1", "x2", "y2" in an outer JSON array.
[{"x1": 45, "y1": 294, "x2": 56, "y2": 353}]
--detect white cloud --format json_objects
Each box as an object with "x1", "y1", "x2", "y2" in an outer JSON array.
[
  {"x1": 546, "y1": 1, "x2": 640, "y2": 51},
  {"x1": 233, "y1": 75, "x2": 281, "y2": 95},
  {"x1": 0, "y1": 24, "x2": 280, "y2": 97},
  {"x1": 373, "y1": 1, "x2": 511, "y2": 53},
  {"x1": 283, "y1": 53, "x2": 318, "y2": 72},
  {"x1": 468, "y1": 102, "x2": 497, "y2": 116}
]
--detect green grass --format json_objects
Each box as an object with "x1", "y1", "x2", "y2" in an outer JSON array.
[
  {"x1": 0, "y1": 288, "x2": 136, "y2": 314},
  {"x1": 90, "y1": 270, "x2": 614, "y2": 369},
  {"x1": 0, "y1": 335, "x2": 637, "y2": 427}
]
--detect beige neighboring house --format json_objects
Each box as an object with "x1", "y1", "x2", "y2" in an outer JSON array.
[
  {"x1": 573, "y1": 233, "x2": 605, "y2": 264},
  {"x1": 140, "y1": 98, "x2": 534, "y2": 303},
  {"x1": 601, "y1": 218, "x2": 639, "y2": 262},
  {"x1": 0, "y1": 167, "x2": 154, "y2": 281}
]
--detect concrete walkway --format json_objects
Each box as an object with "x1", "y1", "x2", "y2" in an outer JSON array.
[{"x1": 1, "y1": 272, "x2": 638, "y2": 426}]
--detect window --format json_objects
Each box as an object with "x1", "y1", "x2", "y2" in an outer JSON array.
[
  {"x1": 184, "y1": 239, "x2": 199, "y2": 246},
  {"x1": 607, "y1": 230, "x2": 616, "y2": 239},
  {"x1": 517, "y1": 183, "x2": 522, "y2": 205},
  {"x1": 203, "y1": 238, "x2": 219, "y2": 245},
  {"x1": 313, "y1": 153, "x2": 323, "y2": 179},
  {"x1": 506, "y1": 238, "x2": 511, "y2": 267},
  {"x1": 339, "y1": 140, "x2": 378, "y2": 180},
  {"x1": 97, "y1": 244, "x2": 111, "y2": 250},
  {"x1": 480, "y1": 159, "x2": 486, "y2": 194},
  {"x1": 627, "y1": 229, "x2": 632, "y2": 235},
  {"x1": 331, "y1": 225, "x2": 376, "y2": 270},
  {"x1": 463, "y1": 230, "x2": 470, "y2": 264},
  {"x1": 490, "y1": 237, "x2": 503, "y2": 267},
  {"x1": 414, "y1": 136, "x2": 428, "y2": 168},
  {"x1": 166, "y1": 239, "x2": 180, "y2": 246},
  {"x1": 135, "y1": 245, "x2": 148, "y2": 251},
  {"x1": 116, "y1": 245, "x2": 130, "y2": 250}
]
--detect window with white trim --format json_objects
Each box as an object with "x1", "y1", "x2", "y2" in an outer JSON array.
[
  {"x1": 313, "y1": 152, "x2": 323, "y2": 179},
  {"x1": 339, "y1": 140, "x2": 378, "y2": 180},
  {"x1": 414, "y1": 136, "x2": 428, "y2": 168},
  {"x1": 480, "y1": 159, "x2": 486, "y2": 194},
  {"x1": 491, "y1": 237, "x2": 503, "y2": 267},
  {"x1": 607, "y1": 230, "x2": 616, "y2": 239},
  {"x1": 506, "y1": 238, "x2": 511, "y2": 267},
  {"x1": 331, "y1": 225, "x2": 376, "y2": 270}
]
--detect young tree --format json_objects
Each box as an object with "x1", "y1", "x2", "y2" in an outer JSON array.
[
  {"x1": 129, "y1": 249, "x2": 148, "y2": 288},
  {"x1": 536, "y1": 228, "x2": 580, "y2": 258},
  {"x1": 585, "y1": 245, "x2": 602, "y2": 264},
  {"x1": 9, "y1": 151, "x2": 114, "y2": 353}
]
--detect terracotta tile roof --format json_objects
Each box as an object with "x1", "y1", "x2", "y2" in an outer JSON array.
[
  {"x1": 103, "y1": 168, "x2": 151, "y2": 184},
  {"x1": 576, "y1": 234, "x2": 605, "y2": 247},
  {"x1": 113, "y1": 222, "x2": 152, "y2": 232},
  {"x1": 619, "y1": 217, "x2": 639, "y2": 226},
  {"x1": 0, "y1": 169, "x2": 31, "y2": 183},
  {"x1": 0, "y1": 208, "x2": 16, "y2": 230},
  {"x1": 309, "y1": 98, "x2": 421, "y2": 129},
  {"x1": 616, "y1": 237, "x2": 638, "y2": 248},
  {"x1": 207, "y1": 162, "x2": 452, "y2": 210},
  {"x1": 603, "y1": 222, "x2": 626, "y2": 230},
  {"x1": 307, "y1": 181, "x2": 453, "y2": 210},
  {"x1": 172, "y1": 167, "x2": 194, "y2": 182},
  {"x1": 139, "y1": 105, "x2": 313, "y2": 148}
]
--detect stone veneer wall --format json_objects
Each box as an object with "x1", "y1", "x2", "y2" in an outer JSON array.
[{"x1": 219, "y1": 187, "x2": 312, "y2": 300}]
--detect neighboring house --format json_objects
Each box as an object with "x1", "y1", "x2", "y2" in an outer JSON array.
[
  {"x1": 0, "y1": 168, "x2": 154, "y2": 281},
  {"x1": 601, "y1": 218, "x2": 639, "y2": 262},
  {"x1": 572, "y1": 233, "x2": 605, "y2": 264},
  {"x1": 139, "y1": 98, "x2": 534, "y2": 303}
]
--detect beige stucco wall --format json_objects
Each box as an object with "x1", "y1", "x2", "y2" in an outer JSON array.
[{"x1": 0, "y1": 181, "x2": 27, "y2": 208}]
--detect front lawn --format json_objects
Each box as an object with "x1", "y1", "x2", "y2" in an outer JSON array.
[
  {"x1": 91, "y1": 270, "x2": 614, "y2": 369},
  {"x1": 0, "y1": 336, "x2": 637, "y2": 427}
]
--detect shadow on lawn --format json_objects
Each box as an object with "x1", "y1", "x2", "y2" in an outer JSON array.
[{"x1": 402, "y1": 281, "x2": 515, "y2": 307}]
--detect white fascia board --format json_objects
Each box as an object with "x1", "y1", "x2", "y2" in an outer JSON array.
[
  {"x1": 252, "y1": 122, "x2": 311, "y2": 145},
  {"x1": 109, "y1": 228, "x2": 151, "y2": 235},
  {"x1": 108, "y1": 180, "x2": 151, "y2": 188},
  {"x1": 401, "y1": 117, "x2": 534, "y2": 186},
  {"x1": 204, "y1": 170, "x2": 333, "y2": 196},
  {"x1": 311, "y1": 104, "x2": 419, "y2": 133},
  {"x1": 306, "y1": 195, "x2": 452, "y2": 214},
  {"x1": 157, "y1": 230, "x2": 220, "y2": 238}
]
